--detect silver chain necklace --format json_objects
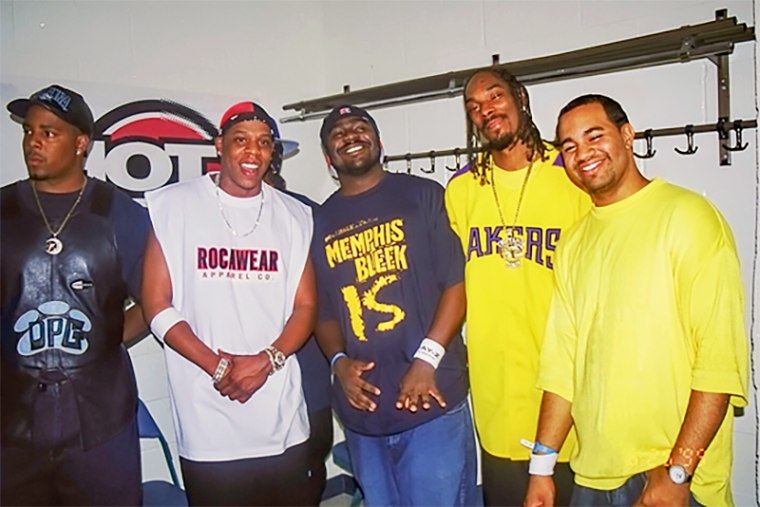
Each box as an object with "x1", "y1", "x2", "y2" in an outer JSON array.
[
  {"x1": 490, "y1": 159, "x2": 533, "y2": 268},
  {"x1": 30, "y1": 177, "x2": 88, "y2": 256},
  {"x1": 214, "y1": 173, "x2": 264, "y2": 238}
]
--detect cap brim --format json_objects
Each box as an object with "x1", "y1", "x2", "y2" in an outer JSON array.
[
  {"x1": 281, "y1": 139, "x2": 299, "y2": 159},
  {"x1": 7, "y1": 98, "x2": 31, "y2": 118}
]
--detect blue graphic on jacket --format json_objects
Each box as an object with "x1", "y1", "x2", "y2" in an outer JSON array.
[{"x1": 14, "y1": 301, "x2": 91, "y2": 355}]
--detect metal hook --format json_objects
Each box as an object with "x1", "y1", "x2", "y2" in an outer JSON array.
[
  {"x1": 405, "y1": 154, "x2": 412, "y2": 174},
  {"x1": 446, "y1": 148, "x2": 462, "y2": 172},
  {"x1": 723, "y1": 120, "x2": 749, "y2": 152},
  {"x1": 633, "y1": 129, "x2": 657, "y2": 159},
  {"x1": 421, "y1": 151, "x2": 436, "y2": 174},
  {"x1": 674, "y1": 125, "x2": 698, "y2": 155}
]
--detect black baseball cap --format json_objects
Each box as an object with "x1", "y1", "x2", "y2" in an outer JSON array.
[
  {"x1": 320, "y1": 105, "x2": 380, "y2": 149},
  {"x1": 7, "y1": 84, "x2": 95, "y2": 136}
]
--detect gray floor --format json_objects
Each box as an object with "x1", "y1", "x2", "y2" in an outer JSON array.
[{"x1": 320, "y1": 492, "x2": 360, "y2": 506}]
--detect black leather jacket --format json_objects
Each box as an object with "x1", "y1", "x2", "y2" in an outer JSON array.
[{"x1": 1, "y1": 180, "x2": 137, "y2": 450}]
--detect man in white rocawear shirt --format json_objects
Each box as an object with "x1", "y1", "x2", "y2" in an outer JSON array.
[{"x1": 141, "y1": 101, "x2": 317, "y2": 506}]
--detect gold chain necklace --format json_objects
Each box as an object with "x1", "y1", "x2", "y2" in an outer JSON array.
[
  {"x1": 490, "y1": 159, "x2": 533, "y2": 268},
  {"x1": 30, "y1": 177, "x2": 88, "y2": 256},
  {"x1": 214, "y1": 173, "x2": 265, "y2": 238}
]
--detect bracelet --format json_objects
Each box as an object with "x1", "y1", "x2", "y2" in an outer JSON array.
[
  {"x1": 150, "y1": 306, "x2": 185, "y2": 342},
  {"x1": 264, "y1": 346, "x2": 286, "y2": 376},
  {"x1": 212, "y1": 357, "x2": 230, "y2": 384},
  {"x1": 528, "y1": 452, "x2": 559, "y2": 476},
  {"x1": 413, "y1": 338, "x2": 446, "y2": 369},
  {"x1": 533, "y1": 441, "x2": 558, "y2": 455},
  {"x1": 330, "y1": 352, "x2": 348, "y2": 370},
  {"x1": 520, "y1": 438, "x2": 558, "y2": 455}
]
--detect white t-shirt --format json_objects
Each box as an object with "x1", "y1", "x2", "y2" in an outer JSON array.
[{"x1": 146, "y1": 174, "x2": 312, "y2": 461}]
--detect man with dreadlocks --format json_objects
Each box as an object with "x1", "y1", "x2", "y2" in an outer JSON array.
[{"x1": 444, "y1": 67, "x2": 591, "y2": 506}]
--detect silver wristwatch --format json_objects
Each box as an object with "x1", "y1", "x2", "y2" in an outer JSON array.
[
  {"x1": 666, "y1": 463, "x2": 692, "y2": 485},
  {"x1": 264, "y1": 346, "x2": 286, "y2": 375}
]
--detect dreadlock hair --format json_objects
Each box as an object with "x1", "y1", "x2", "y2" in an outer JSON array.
[{"x1": 463, "y1": 66, "x2": 547, "y2": 185}]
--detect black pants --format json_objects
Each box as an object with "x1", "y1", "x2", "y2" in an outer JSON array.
[
  {"x1": 1, "y1": 420, "x2": 142, "y2": 506},
  {"x1": 181, "y1": 439, "x2": 318, "y2": 506},
  {"x1": 481, "y1": 448, "x2": 574, "y2": 507},
  {"x1": 305, "y1": 406, "x2": 334, "y2": 503}
]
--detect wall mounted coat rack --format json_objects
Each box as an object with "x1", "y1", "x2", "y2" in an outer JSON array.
[
  {"x1": 380, "y1": 119, "x2": 757, "y2": 174},
  {"x1": 282, "y1": 9, "x2": 755, "y2": 166}
]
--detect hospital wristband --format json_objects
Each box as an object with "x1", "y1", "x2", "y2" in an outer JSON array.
[
  {"x1": 150, "y1": 306, "x2": 185, "y2": 342},
  {"x1": 533, "y1": 441, "x2": 558, "y2": 455},
  {"x1": 413, "y1": 338, "x2": 446, "y2": 369},
  {"x1": 330, "y1": 352, "x2": 348, "y2": 370},
  {"x1": 529, "y1": 452, "x2": 559, "y2": 476}
]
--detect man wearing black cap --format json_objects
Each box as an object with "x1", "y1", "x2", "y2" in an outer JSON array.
[
  {"x1": 141, "y1": 101, "x2": 318, "y2": 505},
  {"x1": 1, "y1": 84, "x2": 150, "y2": 505},
  {"x1": 312, "y1": 105, "x2": 477, "y2": 505}
]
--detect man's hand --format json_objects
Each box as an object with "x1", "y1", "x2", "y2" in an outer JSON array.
[
  {"x1": 214, "y1": 349, "x2": 271, "y2": 403},
  {"x1": 395, "y1": 359, "x2": 446, "y2": 412},
  {"x1": 524, "y1": 475, "x2": 556, "y2": 507},
  {"x1": 633, "y1": 465, "x2": 690, "y2": 507},
  {"x1": 333, "y1": 357, "x2": 380, "y2": 412}
]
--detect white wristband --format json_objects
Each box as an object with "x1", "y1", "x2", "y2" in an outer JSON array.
[
  {"x1": 150, "y1": 307, "x2": 185, "y2": 342},
  {"x1": 528, "y1": 452, "x2": 559, "y2": 476},
  {"x1": 413, "y1": 338, "x2": 446, "y2": 369}
]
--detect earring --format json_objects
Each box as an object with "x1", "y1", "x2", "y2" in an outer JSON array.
[{"x1": 76, "y1": 150, "x2": 82, "y2": 156}]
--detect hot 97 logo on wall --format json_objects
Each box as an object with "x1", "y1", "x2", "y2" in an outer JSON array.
[{"x1": 87, "y1": 100, "x2": 221, "y2": 199}]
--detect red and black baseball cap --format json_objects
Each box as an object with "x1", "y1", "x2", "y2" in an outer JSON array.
[
  {"x1": 320, "y1": 104, "x2": 380, "y2": 149},
  {"x1": 218, "y1": 101, "x2": 298, "y2": 159},
  {"x1": 7, "y1": 84, "x2": 95, "y2": 136},
  {"x1": 219, "y1": 101, "x2": 280, "y2": 136}
]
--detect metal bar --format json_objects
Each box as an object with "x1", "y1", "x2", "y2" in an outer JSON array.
[
  {"x1": 632, "y1": 119, "x2": 756, "y2": 138},
  {"x1": 381, "y1": 119, "x2": 757, "y2": 164},
  {"x1": 714, "y1": 53, "x2": 732, "y2": 165},
  {"x1": 281, "y1": 15, "x2": 753, "y2": 118},
  {"x1": 711, "y1": 9, "x2": 734, "y2": 166},
  {"x1": 281, "y1": 40, "x2": 740, "y2": 124}
]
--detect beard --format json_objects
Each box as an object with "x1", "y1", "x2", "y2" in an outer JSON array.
[
  {"x1": 333, "y1": 158, "x2": 377, "y2": 177},
  {"x1": 480, "y1": 114, "x2": 525, "y2": 151},
  {"x1": 332, "y1": 145, "x2": 382, "y2": 177},
  {"x1": 486, "y1": 130, "x2": 518, "y2": 151}
]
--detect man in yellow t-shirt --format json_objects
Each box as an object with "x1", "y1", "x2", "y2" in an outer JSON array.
[
  {"x1": 525, "y1": 94, "x2": 748, "y2": 507},
  {"x1": 445, "y1": 67, "x2": 590, "y2": 506}
]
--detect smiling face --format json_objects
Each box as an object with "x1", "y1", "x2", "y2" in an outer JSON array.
[
  {"x1": 214, "y1": 119, "x2": 274, "y2": 198},
  {"x1": 23, "y1": 104, "x2": 89, "y2": 191},
  {"x1": 324, "y1": 116, "x2": 382, "y2": 178},
  {"x1": 557, "y1": 102, "x2": 644, "y2": 206},
  {"x1": 464, "y1": 71, "x2": 523, "y2": 151}
]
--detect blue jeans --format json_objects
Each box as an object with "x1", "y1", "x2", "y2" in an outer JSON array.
[
  {"x1": 571, "y1": 473, "x2": 705, "y2": 506},
  {"x1": 344, "y1": 400, "x2": 478, "y2": 506}
]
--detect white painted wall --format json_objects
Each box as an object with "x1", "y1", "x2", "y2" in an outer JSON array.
[{"x1": 2, "y1": 0, "x2": 757, "y2": 503}]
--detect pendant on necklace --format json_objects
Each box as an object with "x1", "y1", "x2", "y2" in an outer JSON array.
[
  {"x1": 45, "y1": 237, "x2": 63, "y2": 256},
  {"x1": 497, "y1": 227, "x2": 524, "y2": 268}
]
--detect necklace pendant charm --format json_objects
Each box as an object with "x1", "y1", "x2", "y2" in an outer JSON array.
[
  {"x1": 497, "y1": 228, "x2": 524, "y2": 268},
  {"x1": 45, "y1": 237, "x2": 63, "y2": 256}
]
